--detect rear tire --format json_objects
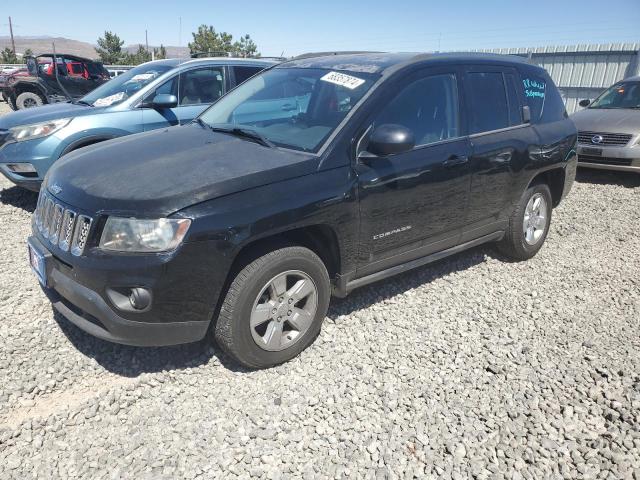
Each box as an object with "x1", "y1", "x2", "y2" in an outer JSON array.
[
  {"x1": 16, "y1": 91, "x2": 44, "y2": 109},
  {"x1": 215, "y1": 246, "x2": 331, "y2": 369},
  {"x1": 496, "y1": 183, "x2": 552, "y2": 261}
]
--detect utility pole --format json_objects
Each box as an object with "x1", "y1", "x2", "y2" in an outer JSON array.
[
  {"x1": 145, "y1": 30, "x2": 149, "y2": 52},
  {"x1": 9, "y1": 16, "x2": 16, "y2": 56}
]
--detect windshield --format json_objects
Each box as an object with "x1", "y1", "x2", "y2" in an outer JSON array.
[
  {"x1": 199, "y1": 67, "x2": 379, "y2": 152},
  {"x1": 80, "y1": 63, "x2": 175, "y2": 107},
  {"x1": 589, "y1": 82, "x2": 640, "y2": 109}
]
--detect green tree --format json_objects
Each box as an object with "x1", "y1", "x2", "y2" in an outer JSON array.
[
  {"x1": 232, "y1": 35, "x2": 259, "y2": 58},
  {"x1": 153, "y1": 44, "x2": 167, "y2": 60},
  {"x1": 125, "y1": 45, "x2": 152, "y2": 65},
  {"x1": 96, "y1": 31, "x2": 125, "y2": 64},
  {"x1": 188, "y1": 25, "x2": 234, "y2": 56},
  {"x1": 1, "y1": 48, "x2": 18, "y2": 64}
]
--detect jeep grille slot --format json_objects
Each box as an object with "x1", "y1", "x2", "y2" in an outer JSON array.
[
  {"x1": 34, "y1": 191, "x2": 93, "y2": 256},
  {"x1": 71, "y1": 216, "x2": 92, "y2": 256},
  {"x1": 49, "y1": 204, "x2": 65, "y2": 245},
  {"x1": 59, "y1": 210, "x2": 77, "y2": 252}
]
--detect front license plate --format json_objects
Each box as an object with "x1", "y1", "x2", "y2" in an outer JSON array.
[
  {"x1": 28, "y1": 241, "x2": 47, "y2": 287},
  {"x1": 582, "y1": 147, "x2": 602, "y2": 156}
]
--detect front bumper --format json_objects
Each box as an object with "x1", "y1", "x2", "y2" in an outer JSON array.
[
  {"x1": 577, "y1": 143, "x2": 640, "y2": 173},
  {"x1": 0, "y1": 166, "x2": 41, "y2": 190},
  {"x1": 0, "y1": 135, "x2": 62, "y2": 190},
  {"x1": 43, "y1": 267, "x2": 210, "y2": 346},
  {"x1": 28, "y1": 227, "x2": 228, "y2": 347}
]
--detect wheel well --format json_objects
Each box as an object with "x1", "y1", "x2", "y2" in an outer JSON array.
[
  {"x1": 63, "y1": 137, "x2": 112, "y2": 156},
  {"x1": 232, "y1": 225, "x2": 341, "y2": 280},
  {"x1": 14, "y1": 83, "x2": 45, "y2": 99},
  {"x1": 528, "y1": 168, "x2": 564, "y2": 207}
]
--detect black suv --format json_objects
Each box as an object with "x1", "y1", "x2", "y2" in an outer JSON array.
[
  {"x1": 5, "y1": 54, "x2": 110, "y2": 110},
  {"x1": 28, "y1": 53, "x2": 577, "y2": 368}
]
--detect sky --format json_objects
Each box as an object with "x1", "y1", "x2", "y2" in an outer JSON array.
[{"x1": 2, "y1": 0, "x2": 640, "y2": 56}]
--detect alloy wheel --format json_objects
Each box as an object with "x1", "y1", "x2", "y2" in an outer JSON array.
[
  {"x1": 250, "y1": 270, "x2": 318, "y2": 352},
  {"x1": 523, "y1": 193, "x2": 547, "y2": 245}
]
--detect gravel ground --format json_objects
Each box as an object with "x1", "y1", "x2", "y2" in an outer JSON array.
[{"x1": 0, "y1": 118, "x2": 639, "y2": 477}]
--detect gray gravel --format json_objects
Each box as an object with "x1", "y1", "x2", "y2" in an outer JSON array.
[{"x1": 1, "y1": 145, "x2": 639, "y2": 478}]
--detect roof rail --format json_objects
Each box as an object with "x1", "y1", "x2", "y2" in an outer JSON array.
[{"x1": 291, "y1": 51, "x2": 383, "y2": 60}]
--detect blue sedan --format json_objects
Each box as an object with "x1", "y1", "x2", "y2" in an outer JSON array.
[{"x1": 0, "y1": 57, "x2": 276, "y2": 190}]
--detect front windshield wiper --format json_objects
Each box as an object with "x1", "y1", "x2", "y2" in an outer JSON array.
[
  {"x1": 74, "y1": 100, "x2": 93, "y2": 107},
  {"x1": 196, "y1": 120, "x2": 274, "y2": 148}
]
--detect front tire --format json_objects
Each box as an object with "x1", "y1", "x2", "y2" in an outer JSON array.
[
  {"x1": 215, "y1": 246, "x2": 331, "y2": 369},
  {"x1": 16, "y1": 91, "x2": 44, "y2": 109},
  {"x1": 497, "y1": 183, "x2": 552, "y2": 261}
]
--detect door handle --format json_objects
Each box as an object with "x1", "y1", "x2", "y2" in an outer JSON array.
[{"x1": 442, "y1": 155, "x2": 468, "y2": 168}]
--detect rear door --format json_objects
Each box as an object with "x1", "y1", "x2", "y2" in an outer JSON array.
[
  {"x1": 461, "y1": 66, "x2": 539, "y2": 241},
  {"x1": 355, "y1": 67, "x2": 473, "y2": 274},
  {"x1": 142, "y1": 66, "x2": 226, "y2": 130}
]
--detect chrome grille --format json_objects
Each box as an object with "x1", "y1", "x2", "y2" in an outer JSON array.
[
  {"x1": 578, "y1": 131, "x2": 633, "y2": 146},
  {"x1": 34, "y1": 190, "x2": 93, "y2": 256},
  {"x1": 71, "y1": 216, "x2": 92, "y2": 256},
  {"x1": 58, "y1": 210, "x2": 77, "y2": 251},
  {"x1": 49, "y1": 204, "x2": 64, "y2": 244},
  {"x1": 43, "y1": 198, "x2": 55, "y2": 239}
]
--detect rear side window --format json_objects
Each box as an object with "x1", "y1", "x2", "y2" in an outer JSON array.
[
  {"x1": 466, "y1": 72, "x2": 509, "y2": 134},
  {"x1": 520, "y1": 72, "x2": 567, "y2": 122},
  {"x1": 233, "y1": 66, "x2": 263, "y2": 85}
]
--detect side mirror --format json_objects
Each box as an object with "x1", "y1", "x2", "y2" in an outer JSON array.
[
  {"x1": 365, "y1": 124, "x2": 415, "y2": 157},
  {"x1": 26, "y1": 57, "x2": 37, "y2": 76},
  {"x1": 522, "y1": 105, "x2": 531, "y2": 124},
  {"x1": 151, "y1": 94, "x2": 178, "y2": 109},
  {"x1": 579, "y1": 99, "x2": 591, "y2": 108}
]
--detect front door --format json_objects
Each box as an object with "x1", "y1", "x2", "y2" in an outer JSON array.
[
  {"x1": 355, "y1": 68, "x2": 472, "y2": 274},
  {"x1": 142, "y1": 66, "x2": 226, "y2": 130}
]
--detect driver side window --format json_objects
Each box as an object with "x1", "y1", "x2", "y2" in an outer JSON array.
[
  {"x1": 373, "y1": 73, "x2": 460, "y2": 147},
  {"x1": 179, "y1": 67, "x2": 225, "y2": 106},
  {"x1": 145, "y1": 77, "x2": 178, "y2": 104}
]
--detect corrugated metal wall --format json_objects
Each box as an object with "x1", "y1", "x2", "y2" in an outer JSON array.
[{"x1": 476, "y1": 43, "x2": 640, "y2": 114}]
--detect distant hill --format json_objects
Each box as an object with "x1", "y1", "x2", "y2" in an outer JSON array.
[
  {"x1": 0, "y1": 36, "x2": 98, "y2": 59},
  {"x1": 0, "y1": 36, "x2": 190, "y2": 63}
]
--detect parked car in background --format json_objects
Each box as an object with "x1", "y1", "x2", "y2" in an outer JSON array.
[
  {"x1": 28, "y1": 53, "x2": 577, "y2": 368},
  {"x1": 572, "y1": 76, "x2": 640, "y2": 173},
  {"x1": 107, "y1": 67, "x2": 133, "y2": 78},
  {"x1": 3, "y1": 54, "x2": 110, "y2": 110},
  {"x1": 0, "y1": 57, "x2": 276, "y2": 190},
  {"x1": 1, "y1": 66, "x2": 28, "y2": 103}
]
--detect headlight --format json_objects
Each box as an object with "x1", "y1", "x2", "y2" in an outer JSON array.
[
  {"x1": 99, "y1": 217, "x2": 191, "y2": 253},
  {"x1": 9, "y1": 118, "x2": 72, "y2": 142}
]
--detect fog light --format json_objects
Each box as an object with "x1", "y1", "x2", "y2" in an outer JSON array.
[
  {"x1": 7, "y1": 163, "x2": 36, "y2": 173},
  {"x1": 106, "y1": 286, "x2": 152, "y2": 312},
  {"x1": 129, "y1": 287, "x2": 151, "y2": 310}
]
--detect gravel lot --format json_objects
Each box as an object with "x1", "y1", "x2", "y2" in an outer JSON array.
[{"x1": 0, "y1": 102, "x2": 639, "y2": 478}]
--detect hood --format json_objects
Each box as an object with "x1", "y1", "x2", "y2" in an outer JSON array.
[
  {"x1": 0, "y1": 102, "x2": 107, "y2": 130},
  {"x1": 571, "y1": 108, "x2": 640, "y2": 135},
  {"x1": 46, "y1": 123, "x2": 318, "y2": 216}
]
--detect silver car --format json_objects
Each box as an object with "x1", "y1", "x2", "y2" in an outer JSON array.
[{"x1": 572, "y1": 76, "x2": 640, "y2": 173}]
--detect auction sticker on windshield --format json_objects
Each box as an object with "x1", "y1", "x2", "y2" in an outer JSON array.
[
  {"x1": 320, "y1": 71, "x2": 365, "y2": 90},
  {"x1": 93, "y1": 92, "x2": 125, "y2": 107}
]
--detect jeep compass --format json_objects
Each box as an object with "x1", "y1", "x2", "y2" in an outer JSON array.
[{"x1": 28, "y1": 53, "x2": 577, "y2": 368}]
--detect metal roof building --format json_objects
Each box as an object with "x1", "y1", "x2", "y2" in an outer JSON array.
[{"x1": 476, "y1": 43, "x2": 640, "y2": 113}]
